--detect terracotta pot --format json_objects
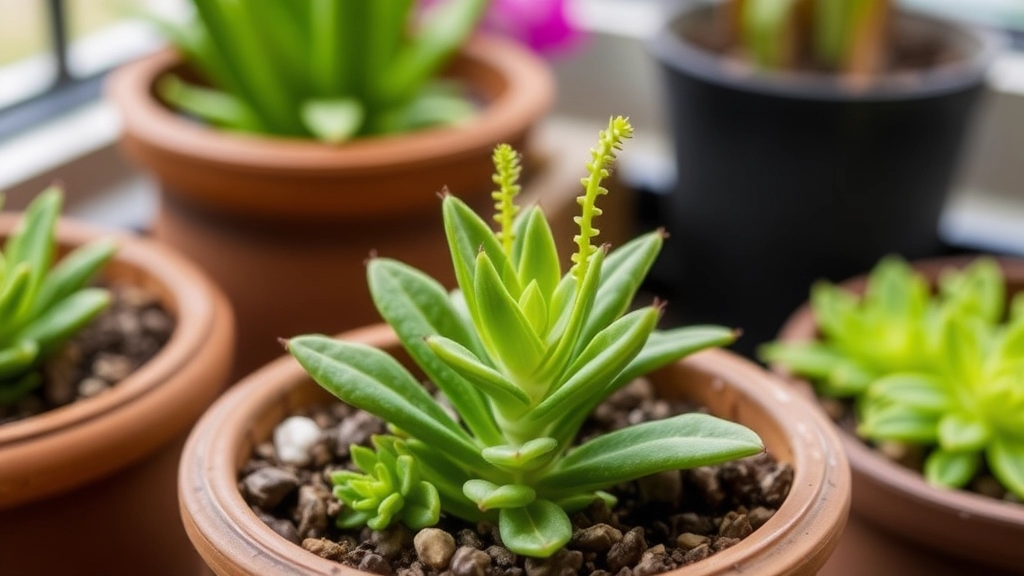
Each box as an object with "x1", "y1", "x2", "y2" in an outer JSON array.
[
  {"x1": 774, "y1": 256, "x2": 1024, "y2": 575},
  {"x1": 0, "y1": 215, "x2": 234, "y2": 575},
  {"x1": 180, "y1": 323, "x2": 850, "y2": 575},
  {"x1": 107, "y1": 36, "x2": 554, "y2": 380}
]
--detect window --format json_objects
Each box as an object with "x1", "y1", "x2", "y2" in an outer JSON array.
[{"x1": 0, "y1": 0, "x2": 187, "y2": 140}]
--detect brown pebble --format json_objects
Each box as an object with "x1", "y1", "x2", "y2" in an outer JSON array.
[
  {"x1": 450, "y1": 546, "x2": 491, "y2": 576},
  {"x1": 718, "y1": 512, "x2": 753, "y2": 539},
  {"x1": 675, "y1": 533, "x2": 709, "y2": 550},
  {"x1": 682, "y1": 543, "x2": 711, "y2": 564},
  {"x1": 759, "y1": 464, "x2": 794, "y2": 507},
  {"x1": 637, "y1": 470, "x2": 682, "y2": 505},
  {"x1": 414, "y1": 528, "x2": 456, "y2": 570},
  {"x1": 295, "y1": 484, "x2": 329, "y2": 538},
  {"x1": 633, "y1": 551, "x2": 674, "y2": 576},
  {"x1": 302, "y1": 537, "x2": 346, "y2": 561},
  {"x1": 241, "y1": 467, "x2": 299, "y2": 509},
  {"x1": 607, "y1": 527, "x2": 646, "y2": 573},
  {"x1": 456, "y1": 529, "x2": 484, "y2": 550},
  {"x1": 77, "y1": 377, "x2": 109, "y2": 399},
  {"x1": 372, "y1": 525, "x2": 411, "y2": 561},
  {"x1": 747, "y1": 506, "x2": 775, "y2": 530},
  {"x1": 712, "y1": 537, "x2": 740, "y2": 552},
  {"x1": 524, "y1": 548, "x2": 582, "y2": 576},
  {"x1": 359, "y1": 553, "x2": 393, "y2": 576},
  {"x1": 689, "y1": 467, "x2": 725, "y2": 508},
  {"x1": 92, "y1": 353, "x2": 133, "y2": 382},
  {"x1": 486, "y1": 545, "x2": 517, "y2": 568},
  {"x1": 570, "y1": 523, "x2": 622, "y2": 552}
]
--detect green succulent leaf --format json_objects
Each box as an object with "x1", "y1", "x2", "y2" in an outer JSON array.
[
  {"x1": 474, "y1": 252, "x2": 546, "y2": 383},
  {"x1": 859, "y1": 404, "x2": 938, "y2": 443},
  {"x1": 287, "y1": 336, "x2": 484, "y2": 469},
  {"x1": 924, "y1": 448, "x2": 980, "y2": 489},
  {"x1": 33, "y1": 239, "x2": 116, "y2": 317},
  {"x1": 759, "y1": 341, "x2": 846, "y2": 380},
  {"x1": 498, "y1": 500, "x2": 573, "y2": 558},
  {"x1": 443, "y1": 195, "x2": 521, "y2": 325},
  {"x1": 539, "y1": 414, "x2": 763, "y2": 493},
  {"x1": 424, "y1": 335, "x2": 531, "y2": 412},
  {"x1": 158, "y1": 75, "x2": 264, "y2": 132},
  {"x1": 867, "y1": 373, "x2": 951, "y2": 415},
  {"x1": 402, "y1": 481, "x2": 442, "y2": 529},
  {"x1": 612, "y1": 325, "x2": 737, "y2": 389},
  {"x1": 0, "y1": 341, "x2": 39, "y2": 381},
  {"x1": 937, "y1": 413, "x2": 990, "y2": 453},
  {"x1": 988, "y1": 439, "x2": 1024, "y2": 499},
  {"x1": 578, "y1": 230, "x2": 663, "y2": 346},
  {"x1": 530, "y1": 307, "x2": 659, "y2": 423},
  {"x1": 367, "y1": 258, "x2": 501, "y2": 445},
  {"x1": 481, "y1": 438, "x2": 559, "y2": 472},
  {"x1": 300, "y1": 98, "x2": 364, "y2": 143},
  {"x1": 17, "y1": 288, "x2": 111, "y2": 356},
  {"x1": 464, "y1": 480, "x2": 537, "y2": 511},
  {"x1": 940, "y1": 258, "x2": 1004, "y2": 325},
  {"x1": 515, "y1": 208, "x2": 561, "y2": 303}
]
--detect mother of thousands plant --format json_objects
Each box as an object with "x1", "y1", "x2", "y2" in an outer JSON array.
[
  {"x1": 0, "y1": 188, "x2": 115, "y2": 404},
  {"x1": 287, "y1": 117, "x2": 764, "y2": 558}
]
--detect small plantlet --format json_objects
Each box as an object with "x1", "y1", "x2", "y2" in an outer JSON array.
[
  {"x1": 0, "y1": 188, "x2": 116, "y2": 404},
  {"x1": 288, "y1": 117, "x2": 764, "y2": 558},
  {"x1": 156, "y1": 0, "x2": 489, "y2": 142},
  {"x1": 763, "y1": 257, "x2": 1024, "y2": 499},
  {"x1": 331, "y1": 436, "x2": 441, "y2": 531}
]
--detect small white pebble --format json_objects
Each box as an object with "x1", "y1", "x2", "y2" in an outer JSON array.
[{"x1": 273, "y1": 416, "x2": 322, "y2": 466}]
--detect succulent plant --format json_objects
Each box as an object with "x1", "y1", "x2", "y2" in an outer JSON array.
[
  {"x1": 156, "y1": 0, "x2": 489, "y2": 142},
  {"x1": 331, "y1": 436, "x2": 441, "y2": 531},
  {"x1": 288, "y1": 117, "x2": 763, "y2": 557},
  {"x1": 764, "y1": 256, "x2": 1024, "y2": 499},
  {"x1": 0, "y1": 188, "x2": 115, "y2": 404}
]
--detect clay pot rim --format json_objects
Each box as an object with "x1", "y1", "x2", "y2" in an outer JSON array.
[
  {"x1": 774, "y1": 255, "x2": 1024, "y2": 528},
  {"x1": 106, "y1": 35, "x2": 553, "y2": 174},
  {"x1": 649, "y1": 4, "x2": 1002, "y2": 103},
  {"x1": 180, "y1": 323, "x2": 851, "y2": 576},
  {"x1": 0, "y1": 213, "x2": 233, "y2": 507}
]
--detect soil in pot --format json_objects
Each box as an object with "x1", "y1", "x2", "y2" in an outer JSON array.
[
  {"x1": 0, "y1": 283, "x2": 173, "y2": 424},
  {"x1": 240, "y1": 379, "x2": 793, "y2": 576}
]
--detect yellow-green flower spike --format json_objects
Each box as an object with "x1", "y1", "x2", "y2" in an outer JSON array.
[
  {"x1": 492, "y1": 144, "x2": 522, "y2": 256},
  {"x1": 572, "y1": 116, "x2": 633, "y2": 286}
]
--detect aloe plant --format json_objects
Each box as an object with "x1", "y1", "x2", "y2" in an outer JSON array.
[
  {"x1": 0, "y1": 188, "x2": 115, "y2": 404},
  {"x1": 763, "y1": 256, "x2": 1024, "y2": 499},
  {"x1": 288, "y1": 117, "x2": 764, "y2": 557},
  {"x1": 157, "y1": 0, "x2": 489, "y2": 142},
  {"x1": 733, "y1": 0, "x2": 891, "y2": 74}
]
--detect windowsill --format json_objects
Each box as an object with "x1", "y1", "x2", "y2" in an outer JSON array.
[{"x1": 2, "y1": 1, "x2": 1024, "y2": 254}]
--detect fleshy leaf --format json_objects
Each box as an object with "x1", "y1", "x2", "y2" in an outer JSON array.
[
  {"x1": 937, "y1": 413, "x2": 990, "y2": 453},
  {"x1": 988, "y1": 439, "x2": 1024, "y2": 499},
  {"x1": 481, "y1": 438, "x2": 559, "y2": 471},
  {"x1": 287, "y1": 336, "x2": 485, "y2": 469},
  {"x1": 301, "y1": 98, "x2": 364, "y2": 143},
  {"x1": 368, "y1": 258, "x2": 501, "y2": 445},
  {"x1": 539, "y1": 414, "x2": 763, "y2": 493},
  {"x1": 924, "y1": 448, "x2": 979, "y2": 489},
  {"x1": 463, "y1": 480, "x2": 536, "y2": 511},
  {"x1": 498, "y1": 500, "x2": 572, "y2": 558}
]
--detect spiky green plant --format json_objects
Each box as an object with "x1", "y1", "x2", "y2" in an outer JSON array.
[
  {"x1": 156, "y1": 0, "x2": 489, "y2": 142},
  {"x1": 287, "y1": 117, "x2": 763, "y2": 558},
  {"x1": 0, "y1": 188, "x2": 115, "y2": 404}
]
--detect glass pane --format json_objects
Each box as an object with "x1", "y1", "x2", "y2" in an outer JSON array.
[
  {"x1": 67, "y1": 0, "x2": 189, "y2": 77},
  {"x1": 0, "y1": 0, "x2": 56, "y2": 109},
  {"x1": 0, "y1": 0, "x2": 49, "y2": 66}
]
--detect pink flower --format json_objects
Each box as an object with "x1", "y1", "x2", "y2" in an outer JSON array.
[
  {"x1": 421, "y1": 0, "x2": 584, "y2": 57},
  {"x1": 481, "y1": 0, "x2": 583, "y2": 57}
]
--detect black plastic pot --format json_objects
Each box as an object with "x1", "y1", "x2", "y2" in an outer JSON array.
[{"x1": 649, "y1": 5, "x2": 1000, "y2": 356}]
